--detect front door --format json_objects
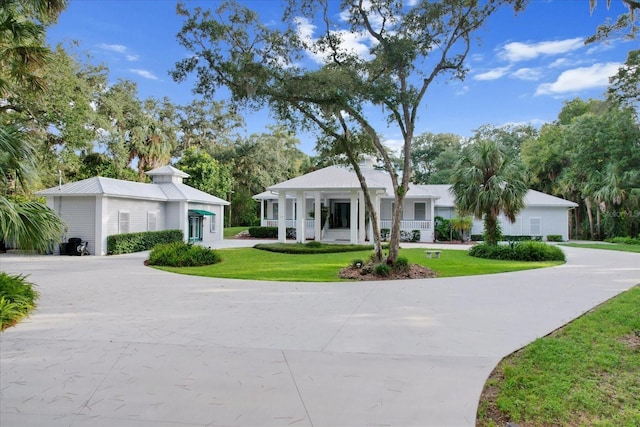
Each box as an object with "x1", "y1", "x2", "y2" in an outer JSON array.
[{"x1": 332, "y1": 202, "x2": 350, "y2": 228}]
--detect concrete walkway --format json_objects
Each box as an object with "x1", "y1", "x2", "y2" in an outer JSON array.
[{"x1": 1, "y1": 242, "x2": 638, "y2": 426}]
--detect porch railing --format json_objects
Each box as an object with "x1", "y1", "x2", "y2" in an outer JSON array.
[
  {"x1": 379, "y1": 220, "x2": 431, "y2": 230},
  {"x1": 263, "y1": 219, "x2": 315, "y2": 229}
]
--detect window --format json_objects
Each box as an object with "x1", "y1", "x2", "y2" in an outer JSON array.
[
  {"x1": 209, "y1": 214, "x2": 216, "y2": 233},
  {"x1": 147, "y1": 212, "x2": 157, "y2": 231},
  {"x1": 273, "y1": 202, "x2": 279, "y2": 220},
  {"x1": 414, "y1": 203, "x2": 426, "y2": 221},
  {"x1": 530, "y1": 217, "x2": 542, "y2": 236},
  {"x1": 119, "y1": 211, "x2": 130, "y2": 234},
  {"x1": 189, "y1": 215, "x2": 203, "y2": 241}
]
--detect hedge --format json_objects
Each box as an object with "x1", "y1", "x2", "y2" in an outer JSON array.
[
  {"x1": 468, "y1": 241, "x2": 566, "y2": 262},
  {"x1": 248, "y1": 226, "x2": 297, "y2": 239},
  {"x1": 470, "y1": 235, "x2": 543, "y2": 242},
  {"x1": 107, "y1": 229, "x2": 183, "y2": 255}
]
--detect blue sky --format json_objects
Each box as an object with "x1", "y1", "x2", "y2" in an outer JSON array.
[{"x1": 46, "y1": 0, "x2": 635, "y2": 155}]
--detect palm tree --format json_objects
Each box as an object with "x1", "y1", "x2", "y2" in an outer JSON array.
[
  {"x1": 0, "y1": 124, "x2": 65, "y2": 252},
  {"x1": 450, "y1": 215, "x2": 473, "y2": 242},
  {"x1": 451, "y1": 139, "x2": 529, "y2": 246}
]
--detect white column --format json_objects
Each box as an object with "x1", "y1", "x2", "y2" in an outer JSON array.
[
  {"x1": 429, "y1": 198, "x2": 436, "y2": 242},
  {"x1": 350, "y1": 190, "x2": 358, "y2": 244},
  {"x1": 358, "y1": 191, "x2": 366, "y2": 243},
  {"x1": 95, "y1": 195, "x2": 108, "y2": 255},
  {"x1": 260, "y1": 199, "x2": 265, "y2": 226},
  {"x1": 296, "y1": 191, "x2": 305, "y2": 243},
  {"x1": 180, "y1": 201, "x2": 189, "y2": 243},
  {"x1": 278, "y1": 192, "x2": 286, "y2": 243},
  {"x1": 314, "y1": 192, "x2": 321, "y2": 241}
]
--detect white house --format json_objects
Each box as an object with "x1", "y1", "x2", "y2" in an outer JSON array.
[
  {"x1": 253, "y1": 159, "x2": 578, "y2": 244},
  {"x1": 36, "y1": 165, "x2": 229, "y2": 255}
]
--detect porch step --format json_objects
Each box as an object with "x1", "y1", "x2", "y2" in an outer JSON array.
[{"x1": 321, "y1": 229, "x2": 351, "y2": 242}]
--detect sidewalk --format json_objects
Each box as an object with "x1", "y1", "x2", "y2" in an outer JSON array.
[{"x1": 1, "y1": 243, "x2": 638, "y2": 426}]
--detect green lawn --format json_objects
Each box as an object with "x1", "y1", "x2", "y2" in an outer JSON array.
[
  {"x1": 223, "y1": 226, "x2": 249, "y2": 239},
  {"x1": 562, "y1": 242, "x2": 640, "y2": 253},
  {"x1": 155, "y1": 247, "x2": 563, "y2": 282},
  {"x1": 477, "y1": 285, "x2": 640, "y2": 426}
]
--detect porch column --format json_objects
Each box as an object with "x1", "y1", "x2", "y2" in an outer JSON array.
[
  {"x1": 429, "y1": 198, "x2": 436, "y2": 242},
  {"x1": 358, "y1": 191, "x2": 366, "y2": 243},
  {"x1": 278, "y1": 191, "x2": 286, "y2": 243},
  {"x1": 95, "y1": 195, "x2": 108, "y2": 256},
  {"x1": 314, "y1": 192, "x2": 321, "y2": 241},
  {"x1": 350, "y1": 190, "x2": 358, "y2": 244},
  {"x1": 296, "y1": 191, "x2": 305, "y2": 243},
  {"x1": 259, "y1": 199, "x2": 265, "y2": 227}
]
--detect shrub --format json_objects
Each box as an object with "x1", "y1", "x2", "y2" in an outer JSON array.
[
  {"x1": 107, "y1": 229, "x2": 183, "y2": 255},
  {"x1": 306, "y1": 241, "x2": 322, "y2": 248},
  {"x1": 255, "y1": 242, "x2": 373, "y2": 254},
  {"x1": 606, "y1": 236, "x2": 640, "y2": 245},
  {"x1": 248, "y1": 226, "x2": 278, "y2": 238},
  {"x1": 148, "y1": 242, "x2": 221, "y2": 267},
  {"x1": 546, "y1": 235, "x2": 563, "y2": 242},
  {"x1": 0, "y1": 273, "x2": 39, "y2": 330},
  {"x1": 380, "y1": 228, "x2": 390, "y2": 241},
  {"x1": 394, "y1": 256, "x2": 410, "y2": 272},
  {"x1": 374, "y1": 263, "x2": 390, "y2": 277},
  {"x1": 469, "y1": 242, "x2": 565, "y2": 262}
]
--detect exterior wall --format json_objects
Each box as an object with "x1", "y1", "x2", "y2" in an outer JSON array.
[
  {"x1": 53, "y1": 196, "x2": 96, "y2": 255},
  {"x1": 106, "y1": 197, "x2": 167, "y2": 237},
  {"x1": 189, "y1": 203, "x2": 224, "y2": 247},
  {"x1": 470, "y1": 207, "x2": 572, "y2": 241}
]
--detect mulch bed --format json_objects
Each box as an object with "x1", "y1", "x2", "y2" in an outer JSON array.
[{"x1": 339, "y1": 263, "x2": 437, "y2": 281}]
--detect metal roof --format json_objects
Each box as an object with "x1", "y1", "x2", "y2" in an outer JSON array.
[
  {"x1": 423, "y1": 185, "x2": 578, "y2": 208},
  {"x1": 35, "y1": 175, "x2": 229, "y2": 205}
]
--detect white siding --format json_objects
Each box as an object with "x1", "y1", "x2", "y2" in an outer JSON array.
[
  {"x1": 107, "y1": 198, "x2": 167, "y2": 236},
  {"x1": 189, "y1": 203, "x2": 224, "y2": 247},
  {"x1": 55, "y1": 196, "x2": 96, "y2": 255},
  {"x1": 470, "y1": 207, "x2": 571, "y2": 241}
]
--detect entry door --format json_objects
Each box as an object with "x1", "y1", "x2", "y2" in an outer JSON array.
[{"x1": 334, "y1": 202, "x2": 350, "y2": 228}]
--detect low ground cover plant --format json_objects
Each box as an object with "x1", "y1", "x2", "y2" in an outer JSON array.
[
  {"x1": 606, "y1": 236, "x2": 640, "y2": 245},
  {"x1": 148, "y1": 242, "x2": 221, "y2": 267},
  {"x1": 562, "y1": 242, "x2": 640, "y2": 254},
  {"x1": 0, "y1": 272, "x2": 39, "y2": 331},
  {"x1": 469, "y1": 241, "x2": 566, "y2": 262},
  {"x1": 477, "y1": 285, "x2": 640, "y2": 426}
]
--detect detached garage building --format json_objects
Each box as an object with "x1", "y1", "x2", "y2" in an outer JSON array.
[{"x1": 36, "y1": 165, "x2": 229, "y2": 256}]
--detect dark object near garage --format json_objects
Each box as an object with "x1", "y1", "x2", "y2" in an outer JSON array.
[{"x1": 67, "y1": 238, "x2": 82, "y2": 256}]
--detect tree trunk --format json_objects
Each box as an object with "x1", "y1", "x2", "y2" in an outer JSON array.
[
  {"x1": 585, "y1": 197, "x2": 595, "y2": 240},
  {"x1": 484, "y1": 213, "x2": 500, "y2": 246}
]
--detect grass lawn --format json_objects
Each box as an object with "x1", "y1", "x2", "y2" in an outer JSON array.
[
  {"x1": 477, "y1": 285, "x2": 640, "y2": 426},
  {"x1": 562, "y1": 243, "x2": 640, "y2": 253},
  {"x1": 223, "y1": 226, "x2": 249, "y2": 239},
  {"x1": 155, "y1": 247, "x2": 563, "y2": 282}
]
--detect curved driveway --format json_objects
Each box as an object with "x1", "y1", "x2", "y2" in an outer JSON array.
[{"x1": 1, "y1": 243, "x2": 639, "y2": 426}]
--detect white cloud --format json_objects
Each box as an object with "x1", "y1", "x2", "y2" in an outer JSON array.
[
  {"x1": 99, "y1": 43, "x2": 138, "y2": 62},
  {"x1": 99, "y1": 43, "x2": 127, "y2": 53},
  {"x1": 294, "y1": 16, "x2": 372, "y2": 65},
  {"x1": 512, "y1": 67, "x2": 542, "y2": 81},
  {"x1": 474, "y1": 66, "x2": 510, "y2": 81},
  {"x1": 455, "y1": 85, "x2": 469, "y2": 96},
  {"x1": 129, "y1": 69, "x2": 159, "y2": 80},
  {"x1": 535, "y1": 62, "x2": 622, "y2": 96},
  {"x1": 549, "y1": 57, "x2": 570, "y2": 68},
  {"x1": 499, "y1": 38, "x2": 584, "y2": 62}
]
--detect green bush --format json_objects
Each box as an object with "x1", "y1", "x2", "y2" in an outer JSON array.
[
  {"x1": 107, "y1": 229, "x2": 183, "y2": 255},
  {"x1": 352, "y1": 259, "x2": 364, "y2": 268},
  {"x1": 394, "y1": 256, "x2": 410, "y2": 272},
  {"x1": 606, "y1": 236, "x2": 640, "y2": 245},
  {"x1": 306, "y1": 241, "x2": 322, "y2": 248},
  {"x1": 469, "y1": 242, "x2": 566, "y2": 262},
  {"x1": 374, "y1": 263, "x2": 390, "y2": 277},
  {"x1": 148, "y1": 242, "x2": 221, "y2": 267},
  {"x1": 248, "y1": 226, "x2": 278, "y2": 238},
  {"x1": 546, "y1": 235, "x2": 563, "y2": 242},
  {"x1": 0, "y1": 273, "x2": 39, "y2": 330}
]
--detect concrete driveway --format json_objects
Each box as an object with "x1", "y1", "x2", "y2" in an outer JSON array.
[{"x1": 1, "y1": 243, "x2": 638, "y2": 426}]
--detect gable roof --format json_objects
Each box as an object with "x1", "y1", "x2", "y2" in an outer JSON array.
[{"x1": 35, "y1": 175, "x2": 229, "y2": 205}]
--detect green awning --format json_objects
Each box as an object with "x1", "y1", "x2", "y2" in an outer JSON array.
[{"x1": 189, "y1": 209, "x2": 216, "y2": 216}]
